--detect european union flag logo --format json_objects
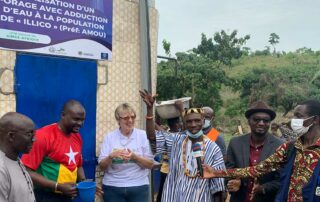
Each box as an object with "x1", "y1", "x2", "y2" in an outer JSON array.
[{"x1": 101, "y1": 53, "x2": 108, "y2": 60}]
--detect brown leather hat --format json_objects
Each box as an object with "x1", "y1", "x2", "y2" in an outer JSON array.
[{"x1": 245, "y1": 100, "x2": 276, "y2": 120}]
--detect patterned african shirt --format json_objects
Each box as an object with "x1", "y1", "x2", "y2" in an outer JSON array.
[{"x1": 218, "y1": 138, "x2": 320, "y2": 202}]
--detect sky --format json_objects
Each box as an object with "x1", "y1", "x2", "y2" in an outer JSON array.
[{"x1": 155, "y1": 0, "x2": 320, "y2": 56}]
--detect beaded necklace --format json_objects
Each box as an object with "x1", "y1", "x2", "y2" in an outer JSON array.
[
  {"x1": 182, "y1": 136, "x2": 207, "y2": 178},
  {"x1": 17, "y1": 159, "x2": 36, "y2": 201}
]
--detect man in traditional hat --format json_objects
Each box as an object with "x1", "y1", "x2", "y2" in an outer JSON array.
[
  {"x1": 140, "y1": 90, "x2": 225, "y2": 202},
  {"x1": 225, "y1": 101, "x2": 283, "y2": 202},
  {"x1": 153, "y1": 102, "x2": 183, "y2": 202},
  {"x1": 203, "y1": 100, "x2": 320, "y2": 202},
  {"x1": 0, "y1": 112, "x2": 36, "y2": 202}
]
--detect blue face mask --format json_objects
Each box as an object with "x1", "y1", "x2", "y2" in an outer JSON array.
[
  {"x1": 203, "y1": 119, "x2": 211, "y2": 129},
  {"x1": 186, "y1": 129, "x2": 203, "y2": 139}
]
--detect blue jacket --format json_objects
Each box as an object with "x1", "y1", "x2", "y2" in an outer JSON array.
[{"x1": 275, "y1": 144, "x2": 320, "y2": 202}]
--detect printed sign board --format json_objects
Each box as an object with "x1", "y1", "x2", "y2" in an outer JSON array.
[{"x1": 0, "y1": 0, "x2": 112, "y2": 60}]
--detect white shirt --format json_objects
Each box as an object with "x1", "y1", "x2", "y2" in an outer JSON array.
[
  {"x1": 98, "y1": 128, "x2": 153, "y2": 187},
  {"x1": 0, "y1": 150, "x2": 36, "y2": 202}
]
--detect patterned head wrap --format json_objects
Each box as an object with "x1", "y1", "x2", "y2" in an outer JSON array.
[{"x1": 182, "y1": 108, "x2": 204, "y2": 117}]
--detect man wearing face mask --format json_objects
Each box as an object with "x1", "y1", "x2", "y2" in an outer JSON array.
[
  {"x1": 202, "y1": 106, "x2": 227, "y2": 160},
  {"x1": 140, "y1": 90, "x2": 225, "y2": 202},
  {"x1": 202, "y1": 100, "x2": 320, "y2": 202}
]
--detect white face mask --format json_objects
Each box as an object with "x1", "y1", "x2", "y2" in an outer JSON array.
[
  {"x1": 290, "y1": 116, "x2": 314, "y2": 136},
  {"x1": 202, "y1": 119, "x2": 211, "y2": 129},
  {"x1": 186, "y1": 129, "x2": 203, "y2": 139}
]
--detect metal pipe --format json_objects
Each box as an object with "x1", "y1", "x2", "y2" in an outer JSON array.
[
  {"x1": 139, "y1": 1, "x2": 153, "y2": 202},
  {"x1": 140, "y1": 0, "x2": 152, "y2": 94},
  {"x1": 157, "y1": 55, "x2": 179, "y2": 77}
]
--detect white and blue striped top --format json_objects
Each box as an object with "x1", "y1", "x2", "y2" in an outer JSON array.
[
  {"x1": 154, "y1": 130, "x2": 177, "y2": 159},
  {"x1": 156, "y1": 131, "x2": 225, "y2": 202}
]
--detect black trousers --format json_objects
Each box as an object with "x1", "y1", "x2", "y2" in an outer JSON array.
[
  {"x1": 35, "y1": 189, "x2": 72, "y2": 202},
  {"x1": 156, "y1": 172, "x2": 168, "y2": 202}
]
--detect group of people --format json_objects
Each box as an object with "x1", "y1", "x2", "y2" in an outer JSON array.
[
  {"x1": 0, "y1": 100, "x2": 87, "y2": 202},
  {"x1": 140, "y1": 91, "x2": 283, "y2": 202},
  {"x1": 140, "y1": 90, "x2": 320, "y2": 202},
  {"x1": 1, "y1": 94, "x2": 320, "y2": 202},
  {"x1": 0, "y1": 100, "x2": 154, "y2": 202},
  {"x1": 202, "y1": 100, "x2": 320, "y2": 202}
]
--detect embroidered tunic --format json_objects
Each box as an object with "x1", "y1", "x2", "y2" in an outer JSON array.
[
  {"x1": 157, "y1": 132, "x2": 225, "y2": 202},
  {"x1": 219, "y1": 138, "x2": 320, "y2": 202}
]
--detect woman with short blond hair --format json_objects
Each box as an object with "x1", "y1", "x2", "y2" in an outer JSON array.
[{"x1": 98, "y1": 103, "x2": 154, "y2": 202}]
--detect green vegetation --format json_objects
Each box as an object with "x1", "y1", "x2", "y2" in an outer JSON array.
[
  {"x1": 268, "y1": 33, "x2": 280, "y2": 54},
  {"x1": 157, "y1": 30, "x2": 320, "y2": 144}
]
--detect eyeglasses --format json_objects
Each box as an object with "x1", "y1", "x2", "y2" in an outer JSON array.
[
  {"x1": 251, "y1": 118, "x2": 271, "y2": 124},
  {"x1": 119, "y1": 115, "x2": 136, "y2": 121}
]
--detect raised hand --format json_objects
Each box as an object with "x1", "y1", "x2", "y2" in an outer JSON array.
[
  {"x1": 174, "y1": 100, "x2": 184, "y2": 113},
  {"x1": 139, "y1": 89, "x2": 158, "y2": 108}
]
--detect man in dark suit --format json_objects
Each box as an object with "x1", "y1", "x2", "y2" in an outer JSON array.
[{"x1": 226, "y1": 101, "x2": 283, "y2": 202}]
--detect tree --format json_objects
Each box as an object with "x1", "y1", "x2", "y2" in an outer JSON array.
[
  {"x1": 276, "y1": 85, "x2": 308, "y2": 116},
  {"x1": 254, "y1": 46, "x2": 271, "y2": 56},
  {"x1": 268, "y1": 33, "x2": 280, "y2": 54},
  {"x1": 157, "y1": 30, "x2": 249, "y2": 111},
  {"x1": 295, "y1": 47, "x2": 314, "y2": 55},
  {"x1": 162, "y1": 39, "x2": 171, "y2": 56},
  {"x1": 233, "y1": 64, "x2": 319, "y2": 117},
  {"x1": 193, "y1": 30, "x2": 250, "y2": 67},
  {"x1": 242, "y1": 47, "x2": 251, "y2": 56},
  {"x1": 157, "y1": 52, "x2": 228, "y2": 111}
]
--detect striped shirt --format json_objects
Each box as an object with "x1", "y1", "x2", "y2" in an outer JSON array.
[
  {"x1": 157, "y1": 132, "x2": 225, "y2": 202},
  {"x1": 155, "y1": 130, "x2": 177, "y2": 160}
]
